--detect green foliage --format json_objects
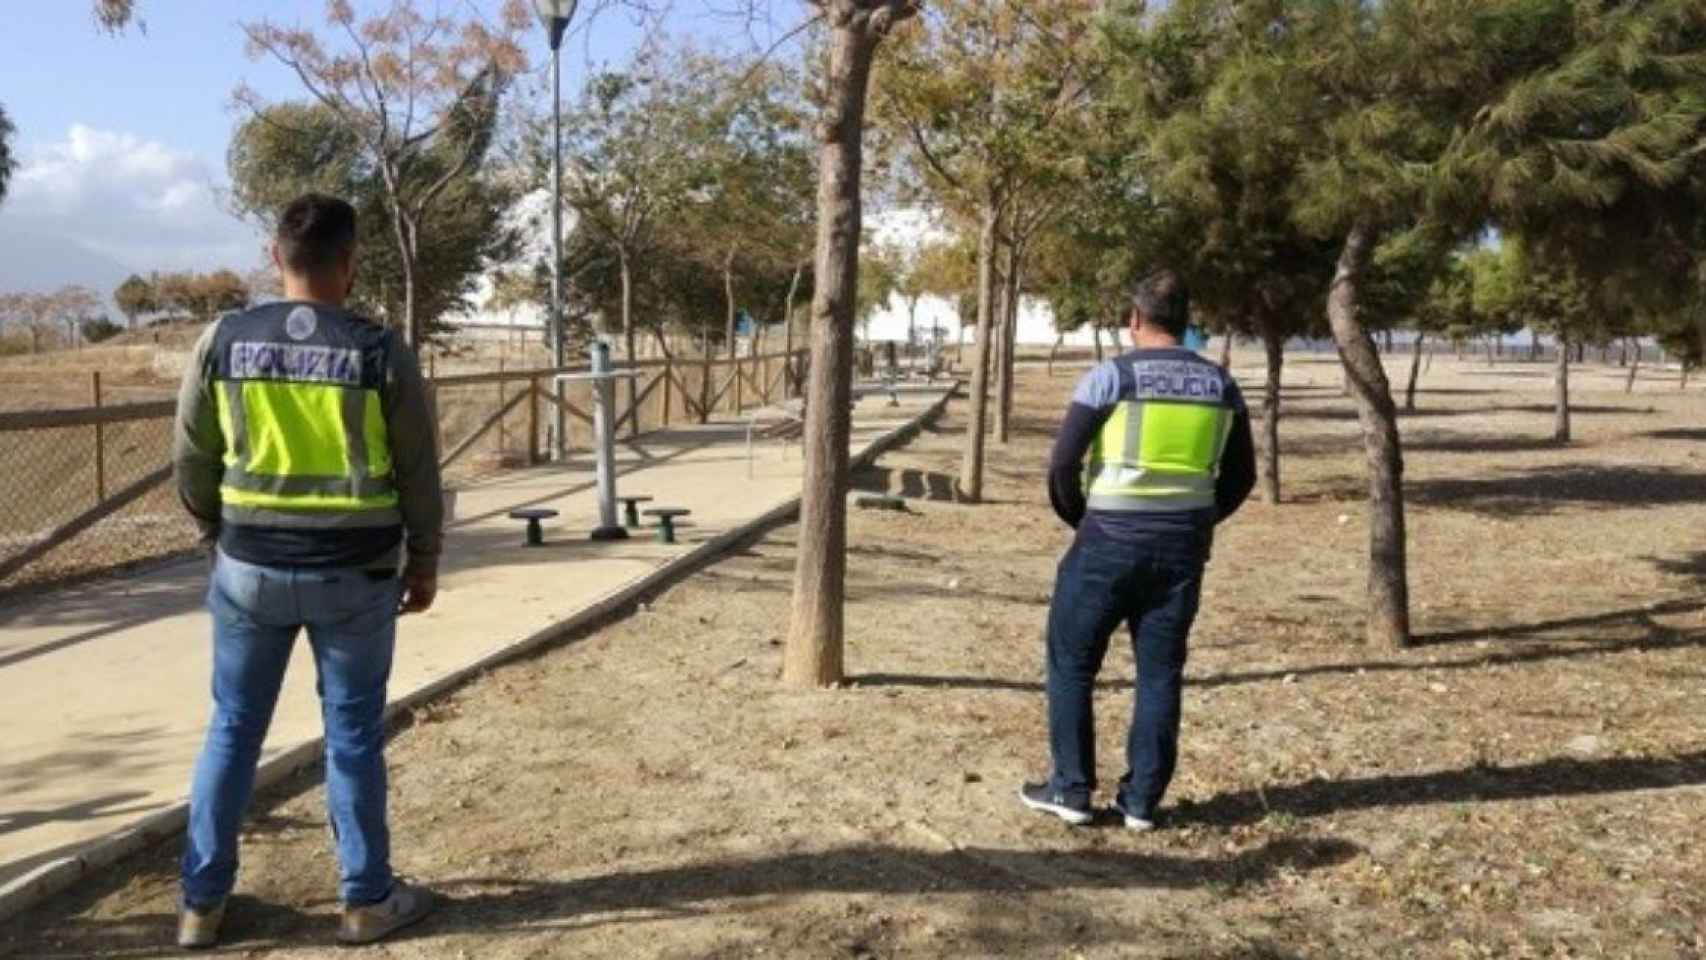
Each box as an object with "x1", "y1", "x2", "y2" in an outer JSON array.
[
  {"x1": 149, "y1": 269, "x2": 252, "y2": 324},
  {"x1": 1458, "y1": 0, "x2": 1706, "y2": 299},
  {"x1": 80, "y1": 316, "x2": 123, "y2": 343},
  {"x1": 1100, "y1": 0, "x2": 1341, "y2": 342},
  {"x1": 856, "y1": 244, "x2": 904, "y2": 335},
  {"x1": 227, "y1": 101, "x2": 517, "y2": 335},
  {"x1": 549, "y1": 50, "x2": 816, "y2": 348},
  {"x1": 0, "y1": 103, "x2": 15, "y2": 207},
  {"x1": 1467, "y1": 239, "x2": 1590, "y2": 341},
  {"x1": 113, "y1": 274, "x2": 158, "y2": 327}
]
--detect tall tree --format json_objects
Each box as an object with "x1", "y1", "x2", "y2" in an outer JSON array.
[
  {"x1": 113, "y1": 274, "x2": 157, "y2": 330},
  {"x1": 228, "y1": 100, "x2": 518, "y2": 334},
  {"x1": 240, "y1": 0, "x2": 528, "y2": 346},
  {"x1": 559, "y1": 59, "x2": 709, "y2": 363},
  {"x1": 784, "y1": 0, "x2": 921, "y2": 689},
  {"x1": 873, "y1": 0, "x2": 1099, "y2": 501},
  {"x1": 1109, "y1": 3, "x2": 1340, "y2": 505},
  {"x1": 1470, "y1": 241, "x2": 1592, "y2": 441},
  {"x1": 1458, "y1": 0, "x2": 1706, "y2": 407}
]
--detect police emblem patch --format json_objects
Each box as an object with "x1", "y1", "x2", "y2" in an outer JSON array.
[{"x1": 285, "y1": 306, "x2": 318, "y2": 341}]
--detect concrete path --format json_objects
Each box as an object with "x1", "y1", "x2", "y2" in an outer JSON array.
[{"x1": 0, "y1": 388, "x2": 949, "y2": 893}]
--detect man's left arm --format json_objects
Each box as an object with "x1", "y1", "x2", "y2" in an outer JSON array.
[
  {"x1": 172, "y1": 324, "x2": 225, "y2": 549},
  {"x1": 384, "y1": 338, "x2": 445, "y2": 613},
  {"x1": 1215, "y1": 382, "x2": 1257, "y2": 523}
]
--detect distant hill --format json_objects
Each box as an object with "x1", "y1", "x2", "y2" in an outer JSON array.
[{"x1": 0, "y1": 222, "x2": 132, "y2": 305}]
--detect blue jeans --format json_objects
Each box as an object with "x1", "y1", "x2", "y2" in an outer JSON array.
[
  {"x1": 1045, "y1": 537, "x2": 1204, "y2": 818},
  {"x1": 181, "y1": 551, "x2": 400, "y2": 908}
]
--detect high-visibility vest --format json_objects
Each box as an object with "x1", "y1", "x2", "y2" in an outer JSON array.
[
  {"x1": 206, "y1": 302, "x2": 402, "y2": 530},
  {"x1": 1084, "y1": 358, "x2": 1235, "y2": 513}
]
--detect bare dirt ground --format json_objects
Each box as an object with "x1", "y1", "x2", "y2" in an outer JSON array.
[{"x1": 3, "y1": 352, "x2": 1704, "y2": 959}]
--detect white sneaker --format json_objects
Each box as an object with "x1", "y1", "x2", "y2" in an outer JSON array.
[
  {"x1": 338, "y1": 880, "x2": 435, "y2": 944},
  {"x1": 1112, "y1": 797, "x2": 1156, "y2": 831}
]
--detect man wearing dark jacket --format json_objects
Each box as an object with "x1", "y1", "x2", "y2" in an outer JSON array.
[
  {"x1": 172, "y1": 194, "x2": 442, "y2": 948},
  {"x1": 1021, "y1": 269, "x2": 1256, "y2": 830}
]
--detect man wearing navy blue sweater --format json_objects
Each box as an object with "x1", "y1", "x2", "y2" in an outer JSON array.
[{"x1": 1021, "y1": 270, "x2": 1256, "y2": 830}]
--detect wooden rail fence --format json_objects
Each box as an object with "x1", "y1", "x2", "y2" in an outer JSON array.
[{"x1": 0, "y1": 350, "x2": 807, "y2": 586}]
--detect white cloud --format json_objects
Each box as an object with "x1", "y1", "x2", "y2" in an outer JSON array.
[{"x1": 2, "y1": 125, "x2": 264, "y2": 275}]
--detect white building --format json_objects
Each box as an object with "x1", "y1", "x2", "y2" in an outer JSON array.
[
  {"x1": 443, "y1": 202, "x2": 1098, "y2": 347},
  {"x1": 861, "y1": 207, "x2": 1097, "y2": 348}
]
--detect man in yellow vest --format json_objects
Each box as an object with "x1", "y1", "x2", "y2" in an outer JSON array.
[
  {"x1": 172, "y1": 194, "x2": 442, "y2": 947},
  {"x1": 1021, "y1": 269, "x2": 1255, "y2": 830}
]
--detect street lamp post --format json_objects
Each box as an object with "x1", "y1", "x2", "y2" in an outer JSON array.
[{"x1": 535, "y1": 0, "x2": 576, "y2": 462}]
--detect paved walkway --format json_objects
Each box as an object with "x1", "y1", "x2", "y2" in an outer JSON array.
[{"x1": 0, "y1": 388, "x2": 948, "y2": 890}]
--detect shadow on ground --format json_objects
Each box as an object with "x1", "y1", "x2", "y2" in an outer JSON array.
[
  {"x1": 1408, "y1": 464, "x2": 1702, "y2": 516},
  {"x1": 7, "y1": 838, "x2": 1357, "y2": 958},
  {"x1": 1172, "y1": 750, "x2": 1706, "y2": 829},
  {"x1": 859, "y1": 597, "x2": 1705, "y2": 693}
]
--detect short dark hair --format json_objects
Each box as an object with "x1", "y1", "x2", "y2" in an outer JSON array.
[
  {"x1": 276, "y1": 193, "x2": 357, "y2": 274},
  {"x1": 1130, "y1": 269, "x2": 1190, "y2": 338}
]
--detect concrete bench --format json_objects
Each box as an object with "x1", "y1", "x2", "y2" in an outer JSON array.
[
  {"x1": 617, "y1": 495, "x2": 654, "y2": 529},
  {"x1": 643, "y1": 507, "x2": 691, "y2": 545},
  {"x1": 508, "y1": 508, "x2": 559, "y2": 547}
]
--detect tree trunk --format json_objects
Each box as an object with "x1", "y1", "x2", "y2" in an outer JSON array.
[
  {"x1": 724, "y1": 251, "x2": 738, "y2": 358},
  {"x1": 994, "y1": 240, "x2": 1021, "y2": 445},
  {"x1": 1404, "y1": 333, "x2": 1425, "y2": 414},
  {"x1": 989, "y1": 250, "x2": 1008, "y2": 440},
  {"x1": 700, "y1": 321, "x2": 712, "y2": 423},
  {"x1": 1624, "y1": 338, "x2": 1639, "y2": 393},
  {"x1": 1218, "y1": 331, "x2": 1232, "y2": 369},
  {"x1": 785, "y1": 11, "x2": 884, "y2": 689},
  {"x1": 1326, "y1": 225, "x2": 1410, "y2": 649},
  {"x1": 1257, "y1": 318, "x2": 1284, "y2": 505},
  {"x1": 389, "y1": 206, "x2": 421, "y2": 347},
  {"x1": 957, "y1": 198, "x2": 1001, "y2": 503},
  {"x1": 1575, "y1": 342, "x2": 1585, "y2": 364},
  {"x1": 1091, "y1": 325, "x2": 1103, "y2": 362},
  {"x1": 620, "y1": 253, "x2": 639, "y2": 437},
  {"x1": 1047, "y1": 334, "x2": 1062, "y2": 377},
  {"x1": 1681, "y1": 364, "x2": 1691, "y2": 391},
  {"x1": 783, "y1": 262, "x2": 803, "y2": 396},
  {"x1": 1485, "y1": 336, "x2": 1495, "y2": 367},
  {"x1": 998, "y1": 249, "x2": 1023, "y2": 443},
  {"x1": 907, "y1": 299, "x2": 918, "y2": 367},
  {"x1": 1554, "y1": 329, "x2": 1572, "y2": 443}
]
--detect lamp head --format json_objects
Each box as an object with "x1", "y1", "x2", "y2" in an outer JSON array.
[{"x1": 533, "y1": 0, "x2": 575, "y2": 50}]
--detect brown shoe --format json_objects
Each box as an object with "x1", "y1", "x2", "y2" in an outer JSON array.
[
  {"x1": 338, "y1": 880, "x2": 435, "y2": 945},
  {"x1": 176, "y1": 900, "x2": 226, "y2": 950}
]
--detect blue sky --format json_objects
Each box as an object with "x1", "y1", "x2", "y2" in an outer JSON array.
[{"x1": 0, "y1": 0, "x2": 808, "y2": 295}]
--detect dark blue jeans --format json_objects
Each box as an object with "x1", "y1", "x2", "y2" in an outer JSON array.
[
  {"x1": 182, "y1": 551, "x2": 400, "y2": 908},
  {"x1": 1045, "y1": 536, "x2": 1204, "y2": 818}
]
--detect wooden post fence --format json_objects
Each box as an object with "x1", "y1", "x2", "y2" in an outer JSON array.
[{"x1": 92, "y1": 372, "x2": 105, "y2": 502}]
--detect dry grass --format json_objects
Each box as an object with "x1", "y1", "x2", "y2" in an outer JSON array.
[{"x1": 3, "y1": 353, "x2": 1704, "y2": 958}]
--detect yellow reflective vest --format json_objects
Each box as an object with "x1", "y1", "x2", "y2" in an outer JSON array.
[{"x1": 1084, "y1": 358, "x2": 1236, "y2": 513}]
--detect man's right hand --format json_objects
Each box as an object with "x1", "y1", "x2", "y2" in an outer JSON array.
[{"x1": 399, "y1": 569, "x2": 438, "y2": 615}]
